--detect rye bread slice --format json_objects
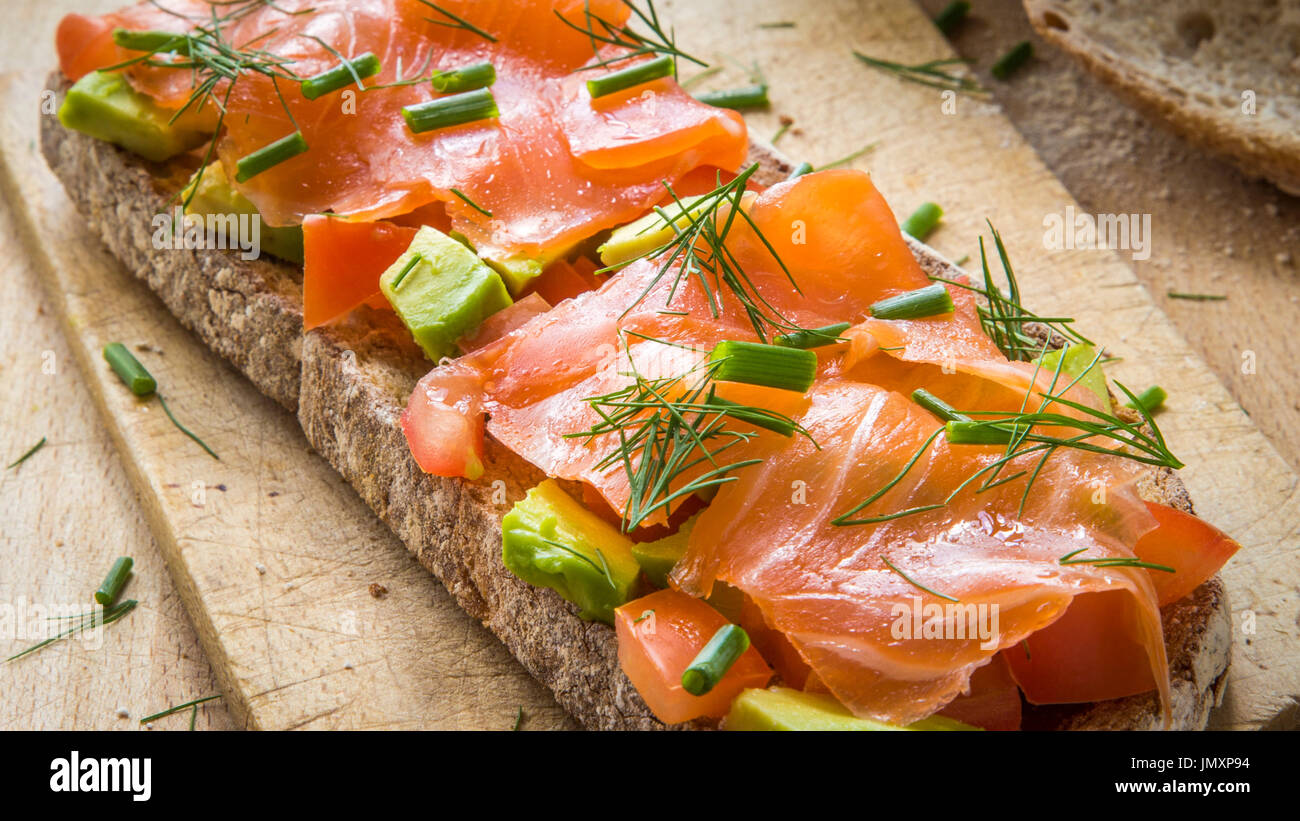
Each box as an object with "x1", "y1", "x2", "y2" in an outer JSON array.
[
  {"x1": 39, "y1": 71, "x2": 1230, "y2": 730},
  {"x1": 1023, "y1": 0, "x2": 1300, "y2": 196}
]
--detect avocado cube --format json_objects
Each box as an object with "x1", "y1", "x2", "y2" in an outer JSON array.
[
  {"x1": 58, "y1": 71, "x2": 211, "y2": 163},
  {"x1": 1032, "y1": 343, "x2": 1110, "y2": 409},
  {"x1": 724, "y1": 687, "x2": 980, "y2": 731},
  {"x1": 598, "y1": 194, "x2": 710, "y2": 268},
  {"x1": 486, "y1": 255, "x2": 545, "y2": 296},
  {"x1": 632, "y1": 513, "x2": 700, "y2": 589},
  {"x1": 379, "y1": 226, "x2": 513, "y2": 361},
  {"x1": 501, "y1": 480, "x2": 641, "y2": 624},
  {"x1": 182, "y1": 163, "x2": 304, "y2": 264}
]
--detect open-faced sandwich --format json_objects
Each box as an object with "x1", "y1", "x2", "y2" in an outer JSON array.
[{"x1": 43, "y1": 0, "x2": 1241, "y2": 730}]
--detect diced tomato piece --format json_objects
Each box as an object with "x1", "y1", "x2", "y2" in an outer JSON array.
[
  {"x1": 1004, "y1": 589, "x2": 1159, "y2": 705},
  {"x1": 302, "y1": 216, "x2": 418, "y2": 330},
  {"x1": 1134, "y1": 502, "x2": 1240, "y2": 606},
  {"x1": 738, "y1": 595, "x2": 813, "y2": 690},
  {"x1": 524, "y1": 259, "x2": 596, "y2": 306},
  {"x1": 938, "y1": 654, "x2": 1022, "y2": 731},
  {"x1": 458, "y1": 292, "x2": 551, "y2": 353},
  {"x1": 56, "y1": 14, "x2": 118, "y2": 82},
  {"x1": 401, "y1": 369, "x2": 486, "y2": 481},
  {"x1": 614, "y1": 589, "x2": 772, "y2": 725}
]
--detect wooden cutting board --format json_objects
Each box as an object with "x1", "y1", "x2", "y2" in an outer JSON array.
[{"x1": 1, "y1": 0, "x2": 1296, "y2": 730}]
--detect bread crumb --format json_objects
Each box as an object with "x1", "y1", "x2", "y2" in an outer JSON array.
[
  {"x1": 368, "y1": 583, "x2": 388, "y2": 599},
  {"x1": 116, "y1": 707, "x2": 130, "y2": 719},
  {"x1": 255, "y1": 563, "x2": 267, "y2": 575}
]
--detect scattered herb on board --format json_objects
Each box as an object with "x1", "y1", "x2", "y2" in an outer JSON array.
[
  {"x1": 1167, "y1": 291, "x2": 1228, "y2": 302},
  {"x1": 852, "y1": 51, "x2": 987, "y2": 95},
  {"x1": 6, "y1": 436, "x2": 47, "y2": 470},
  {"x1": 991, "y1": 41, "x2": 1033, "y2": 80},
  {"x1": 6, "y1": 555, "x2": 139, "y2": 663},
  {"x1": 139, "y1": 694, "x2": 223, "y2": 726},
  {"x1": 103, "y1": 343, "x2": 219, "y2": 460},
  {"x1": 557, "y1": 0, "x2": 707, "y2": 74}
]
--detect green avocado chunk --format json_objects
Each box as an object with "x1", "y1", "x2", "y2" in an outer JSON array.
[
  {"x1": 632, "y1": 513, "x2": 700, "y2": 589},
  {"x1": 598, "y1": 194, "x2": 710, "y2": 267},
  {"x1": 486, "y1": 255, "x2": 545, "y2": 296},
  {"x1": 1032, "y1": 343, "x2": 1110, "y2": 409},
  {"x1": 724, "y1": 687, "x2": 981, "y2": 731},
  {"x1": 501, "y1": 479, "x2": 641, "y2": 624},
  {"x1": 181, "y1": 163, "x2": 304, "y2": 264},
  {"x1": 58, "y1": 71, "x2": 210, "y2": 163},
  {"x1": 379, "y1": 226, "x2": 513, "y2": 361}
]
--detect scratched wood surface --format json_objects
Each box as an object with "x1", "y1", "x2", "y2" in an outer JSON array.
[{"x1": 0, "y1": 0, "x2": 1296, "y2": 730}]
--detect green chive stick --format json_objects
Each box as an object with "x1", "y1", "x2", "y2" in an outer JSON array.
[
  {"x1": 103, "y1": 343, "x2": 156, "y2": 396},
  {"x1": 869, "y1": 283, "x2": 955, "y2": 320},
  {"x1": 587, "y1": 55, "x2": 675, "y2": 98},
  {"x1": 301, "y1": 53, "x2": 381, "y2": 99},
  {"x1": 95, "y1": 557, "x2": 134, "y2": 606},
  {"x1": 694, "y1": 83, "x2": 769, "y2": 110},
  {"x1": 933, "y1": 1, "x2": 971, "y2": 35},
  {"x1": 708, "y1": 341, "x2": 817, "y2": 392},
  {"x1": 431, "y1": 60, "x2": 496, "y2": 93},
  {"x1": 991, "y1": 41, "x2": 1033, "y2": 80},
  {"x1": 901, "y1": 202, "x2": 943, "y2": 240},
  {"x1": 235, "y1": 131, "x2": 309, "y2": 182},
  {"x1": 402, "y1": 87, "x2": 499, "y2": 134},
  {"x1": 681, "y1": 624, "x2": 750, "y2": 695},
  {"x1": 1127, "y1": 385, "x2": 1167, "y2": 414},
  {"x1": 774, "y1": 322, "x2": 852, "y2": 349}
]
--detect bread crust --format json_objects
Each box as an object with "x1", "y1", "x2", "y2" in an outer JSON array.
[
  {"x1": 40, "y1": 71, "x2": 1230, "y2": 730},
  {"x1": 1023, "y1": 0, "x2": 1300, "y2": 196}
]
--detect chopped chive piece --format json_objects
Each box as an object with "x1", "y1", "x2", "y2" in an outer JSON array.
[
  {"x1": 1167, "y1": 291, "x2": 1227, "y2": 302},
  {"x1": 708, "y1": 340, "x2": 817, "y2": 392},
  {"x1": 431, "y1": 60, "x2": 496, "y2": 93},
  {"x1": 235, "y1": 131, "x2": 308, "y2": 183},
  {"x1": 449, "y1": 188, "x2": 492, "y2": 217},
  {"x1": 301, "y1": 52, "x2": 382, "y2": 100},
  {"x1": 869, "y1": 283, "x2": 954, "y2": 320},
  {"x1": 787, "y1": 161, "x2": 813, "y2": 179},
  {"x1": 933, "y1": 1, "x2": 971, "y2": 35},
  {"x1": 694, "y1": 83, "x2": 770, "y2": 110},
  {"x1": 944, "y1": 419, "x2": 1014, "y2": 445},
  {"x1": 991, "y1": 41, "x2": 1033, "y2": 80},
  {"x1": 512, "y1": 706, "x2": 524, "y2": 731},
  {"x1": 681, "y1": 624, "x2": 750, "y2": 696},
  {"x1": 587, "y1": 55, "x2": 675, "y2": 98},
  {"x1": 158, "y1": 394, "x2": 219, "y2": 460},
  {"x1": 901, "y1": 202, "x2": 943, "y2": 240},
  {"x1": 103, "y1": 343, "x2": 157, "y2": 396},
  {"x1": 138, "y1": 694, "x2": 222, "y2": 725},
  {"x1": 911, "y1": 389, "x2": 969, "y2": 422},
  {"x1": 1127, "y1": 385, "x2": 1167, "y2": 414},
  {"x1": 111, "y1": 28, "x2": 189, "y2": 54},
  {"x1": 774, "y1": 322, "x2": 851, "y2": 349},
  {"x1": 95, "y1": 556, "x2": 134, "y2": 606},
  {"x1": 6, "y1": 437, "x2": 47, "y2": 470},
  {"x1": 392, "y1": 253, "x2": 423, "y2": 290},
  {"x1": 402, "y1": 87, "x2": 499, "y2": 134}
]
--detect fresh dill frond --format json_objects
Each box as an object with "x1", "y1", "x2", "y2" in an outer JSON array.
[
  {"x1": 852, "y1": 51, "x2": 987, "y2": 95},
  {"x1": 556, "y1": 0, "x2": 708, "y2": 73}
]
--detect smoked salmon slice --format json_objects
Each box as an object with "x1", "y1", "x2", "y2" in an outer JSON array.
[{"x1": 57, "y1": 0, "x2": 748, "y2": 267}]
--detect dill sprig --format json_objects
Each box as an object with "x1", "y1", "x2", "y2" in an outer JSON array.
[
  {"x1": 450, "y1": 188, "x2": 493, "y2": 218},
  {"x1": 5, "y1": 599, "x2": 137, "y2": 663},
  {"x1": 565, "y1": 333, "x2": 813, "y2": 531},
  {"x1": 415, "y1": 0, "x2": 498, "y2": 42},
  {"x1": 105, "y1": 1, "x2": 311, "y2": 209},
  {"x1": 540, "y1": 538, "x2": 616, "y2": 589},
  {"x1": 883, "y1": 557, "x2": 960, "y2": 602},
  {"x1": 833, "y1": 337, "x2": 1182, "y2": 525},
  {"x1": 6, "y1": 437, "x2": 47, "y2": 470},
  {"x1": 601, "y1": 164, "x2": 807, "y2": 341},
  {"x1": 852, "y1": 51, "x2": 987, "y2": 95},
  {"x1": 1059, "y1": 548, "x2": 1174, "y2": 573},
  {"x1": 557, "y1": 0, "x2": 707, "y2": 74},
  {"x1": 139, "y1": 694, "x2": 222, "y2": 725},
  {"x1": 932, "y1": 222, "x2": 1093, "y2": 361}
]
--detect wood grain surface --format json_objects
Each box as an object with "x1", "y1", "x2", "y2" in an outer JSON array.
[{"x1": 1, "y1": 0, "x2": 1296, "y2": 730}]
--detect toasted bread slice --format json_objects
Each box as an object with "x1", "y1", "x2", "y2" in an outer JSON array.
[
  {"x1": 1023, "y1": 0, "x2": 1300, "y2": 195},
  {"x1": 39, "y1": 71, "x2": 1231, "y2": 730}
]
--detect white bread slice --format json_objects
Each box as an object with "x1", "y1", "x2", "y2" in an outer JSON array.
[
  {"x1": 1023, "y1": 0, "x2": 1300, "y2": 195},
  {"x1": 38, "y1": 71, "x2": 1231, "y2": 730}
]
